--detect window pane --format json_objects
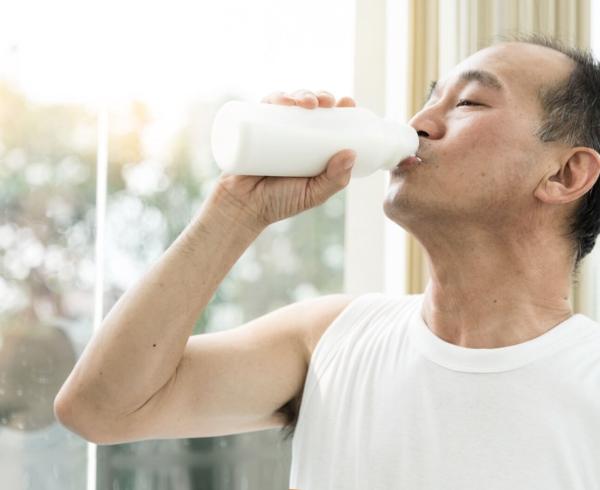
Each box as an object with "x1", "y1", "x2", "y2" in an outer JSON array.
[
  {"x1": 95, "y1": 0, "x2": 354, "y2": 486},
  {"x1": 0, "y1": 80, "x2": 96, "y2": 489},
  {"x1": 100, "y1": 91, "x2": 347, "y2": 488},
  {"x1": 1, "y1": 0, "x2": 354, "y2": 487}
]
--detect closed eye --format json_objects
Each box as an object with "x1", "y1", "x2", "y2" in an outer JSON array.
[{"x1": 456, "y1": 99, "x2": 480, "y2": 107}]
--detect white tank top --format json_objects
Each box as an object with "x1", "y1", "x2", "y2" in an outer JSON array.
[{"x1": 289, "y1": 293, "x2": 600, "y2": 490}]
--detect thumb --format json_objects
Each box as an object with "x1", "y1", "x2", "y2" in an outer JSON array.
[
  {"x1": 304, "y1": 149, "x2": 355, "y2": 208},
  {"x1": 312, "y1": 149, "x2": 356, "y2": 193}
]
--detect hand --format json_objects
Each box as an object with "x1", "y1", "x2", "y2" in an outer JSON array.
[{"x1": 213, "y1": 89, "x2": 357, "y2": 229}]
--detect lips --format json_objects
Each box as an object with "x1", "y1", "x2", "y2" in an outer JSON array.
[{"x1": 397, "y1": 155, "x2": 423, "y2": 168}]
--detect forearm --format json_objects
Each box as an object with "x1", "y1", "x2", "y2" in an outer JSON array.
[{"x1": 56, "y1": 186, "x2": 265, "y2": 417}]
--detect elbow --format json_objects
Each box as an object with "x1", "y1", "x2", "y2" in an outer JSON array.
[{"x1": 53, "y1": 393, "x2": 116, "y2": 445}]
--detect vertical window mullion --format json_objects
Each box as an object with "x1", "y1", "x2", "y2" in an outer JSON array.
[
  {"x1": 89, "y1": 103, "x2": 108, "y2": 490},
  {"x1": 345, "y1": 0, "x2": 411, "y2": 296},
  {"x1": 345, "y1": 0, "x2": 387, "y2": 295}
]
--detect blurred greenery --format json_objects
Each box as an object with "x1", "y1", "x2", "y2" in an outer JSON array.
[
  {"x1": 103, "y1": 94, "x2": 347, "y2": 336},
  {"x1": 0, "y1": 80, "x2": 97, "y2": 331},
  {"x1": 0, "y1": 80, "x2": 96, "y2": 490}
]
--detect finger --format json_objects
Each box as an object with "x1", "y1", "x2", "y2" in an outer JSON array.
[
  {"x1": 309, "y1": 149, "x2": 356, "y2": 203},
  {"x1": 335, "y1": 96, "x2": 356, "y2": 107},
  {"x1": 315, "y1": 90, "x2": 335, "y2": 108},
  {"x1": 261, "y1": 91, "x2": 295, "y2": 105},
  {"x1": 327, "y1": 149, "x2": 356, "y2": 181},
  {"x1": 290, "y1": 89, "x2": 318, "y2": 109}
]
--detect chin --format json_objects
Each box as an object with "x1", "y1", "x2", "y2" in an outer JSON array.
[
  {"x1": 383, "y1": 191, "x2": 409, "y2": 225},
  {"x1": 383, "y1": 182, "x2": 435, "y2": 230}
]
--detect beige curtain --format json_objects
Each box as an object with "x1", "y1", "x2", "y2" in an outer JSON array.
[{"x1": 405, "y1": 0, "x2": 591, "y2": 313}]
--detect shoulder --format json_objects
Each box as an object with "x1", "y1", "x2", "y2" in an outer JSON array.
[
  {"x1": 300, "y1": 292, "x2": 418, "y2": 360},
  {"x1": 299, "y1": 294, "x2": 359, "y2": 360}
]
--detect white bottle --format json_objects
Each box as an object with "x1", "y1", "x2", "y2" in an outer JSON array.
[{"x1": 210, "y1": 100, "x2": 419, "y2": 178}]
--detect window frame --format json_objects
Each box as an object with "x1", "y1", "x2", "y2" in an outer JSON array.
[{"x1": 345, "y1": 0, "x2": 411, "y2": 296}]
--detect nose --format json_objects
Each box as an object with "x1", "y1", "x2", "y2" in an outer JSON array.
[{"x1": 408, "y1": 105, "x2": 445, "y2": 140}]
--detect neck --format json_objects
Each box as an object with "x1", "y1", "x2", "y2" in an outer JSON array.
[{"x1": 418, "y1": 235, "x2": 574, "y2": 349}]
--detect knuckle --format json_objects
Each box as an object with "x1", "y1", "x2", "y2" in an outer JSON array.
[
  {"x1": 317, "y1": 90, "x2": 334, "y2": 98},
  {"x1": 316, "y1": 91, "x2": 335, "y2": 107},
  {"x1": 336, "y1": 96, "x2": 355, "y2": 107}
]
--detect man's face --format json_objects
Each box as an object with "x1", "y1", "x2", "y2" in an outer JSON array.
[{"x1": 384, "y1": 42, "x2": 575, "y2": 234}]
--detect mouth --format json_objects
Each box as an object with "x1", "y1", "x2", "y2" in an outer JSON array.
[{"x1": 394, "y1": 155, "x2": 423, "y2": 170}]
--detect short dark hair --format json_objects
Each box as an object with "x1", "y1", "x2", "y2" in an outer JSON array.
[{"x1": 499, "y1": 33, "x2": 600, "y2": 278}]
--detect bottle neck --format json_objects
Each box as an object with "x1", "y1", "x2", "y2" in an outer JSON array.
[{"x1": 380, "y1": 121, "x2": 419, "y2": 170}]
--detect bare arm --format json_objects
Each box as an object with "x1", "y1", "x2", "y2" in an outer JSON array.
[
  {"x1": 54, "y1": 186, "x2": 265, "y2": 428},
  {"x1": 77, "y1": 292, "x2": 355, "y2": 444},
  {"x1": 54, "y1": 89, "x2": 357, "y2": 442}
]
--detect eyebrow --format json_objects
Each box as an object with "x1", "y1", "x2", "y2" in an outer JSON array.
[{"x1": 426, "y1": 69, "x2": 504, "y2": 101}]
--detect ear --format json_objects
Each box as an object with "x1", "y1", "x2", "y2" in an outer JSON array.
[{"x1": 534, "y1": 147, "x2": 600, "y2": 204}]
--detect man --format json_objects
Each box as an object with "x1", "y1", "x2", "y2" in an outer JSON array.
[{"x1": 54, "y1": 35, "x2": 600, "y2": 489}]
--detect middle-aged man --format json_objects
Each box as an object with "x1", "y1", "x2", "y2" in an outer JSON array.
[{"x1": 55, "y1": 34, "x2": 600, "y2": 489}]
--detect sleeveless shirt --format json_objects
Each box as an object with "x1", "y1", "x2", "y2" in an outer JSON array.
[{"x1": 289, "y1": 293, "x2": 600, "y2": 490}]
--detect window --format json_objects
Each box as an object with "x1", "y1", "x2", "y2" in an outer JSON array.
[
  {"x1": 0, "y1": 1, "x2": 355, "y2": 488},
  {"x1": 0, "y1": 66, "x2": 97, "y2": 489}
]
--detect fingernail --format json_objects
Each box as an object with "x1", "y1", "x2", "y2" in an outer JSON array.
[{"x1": 343, "y1": 157, "x2": 355, "y2": 170}]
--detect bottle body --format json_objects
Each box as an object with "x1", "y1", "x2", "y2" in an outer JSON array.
[{"x1": 210, "y1": 100, "x2": 419, "y2": 178}]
